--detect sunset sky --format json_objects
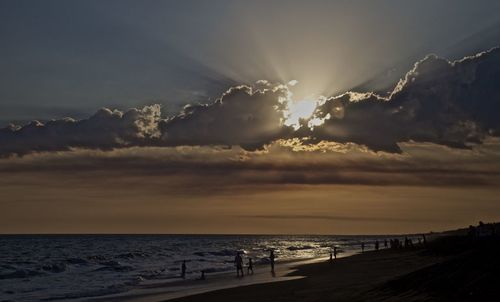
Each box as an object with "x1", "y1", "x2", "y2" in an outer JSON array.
[{"x1": 1, "y1": 0, "x2": 500, "y2": 234}]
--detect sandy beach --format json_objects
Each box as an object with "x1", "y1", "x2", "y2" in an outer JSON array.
[
  {"x1": 96, "y1": 230, "x2": 500, "y2": 302},
  {"x1": 166, "y1": 248, "x2": 437, "y2": 302},
  {"x1": 89, "y1": 256, "x2": 331, "y2": 302},
  {"x1": 96, "y1": 244, "x2": 432, "y2": 302},
  {"x1": 167, "y1": 233, "x2": 499, "y2": 302}
]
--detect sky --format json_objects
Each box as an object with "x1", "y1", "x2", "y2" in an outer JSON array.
[{"x1": 1, "y1": 0, "x2": 500, "y2": 234}]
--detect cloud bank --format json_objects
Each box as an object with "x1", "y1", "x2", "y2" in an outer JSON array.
[
  {"x1": 0, "y1": 48, "x2": 499, "y2": 156},
  {"x1": 310, "y1": 47, "x2": 500, "y2": 152}
]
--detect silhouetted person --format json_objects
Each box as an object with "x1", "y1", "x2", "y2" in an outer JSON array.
[
  {"x1": 384, "y1": 239, "x2": 388, "y2": 248},
  {"x1": 375, "y1": 240, "x2": 379, "y2": 251},
  {"x1": 269, "y1": 250, "x2": 275, "y2": 272},
  {"x1": 333, "y1": 246, "x2": 337, "y2": 259},
  {"x1": 181, "y1": 260, "x2": 186, "y2": 279},
  {"x1": 468, "y1": 225, "x2": 476, "y2": 237},
  {"x1": 404, "y1": 236, "x2": 409, "y2": 248},
  {"x1": 198, "y1": 270, "x2": 206, "y2": 280},
  {"x1": 422, "y1": 234, "x2": 427, "y2": 245},
  {"x1": 235, "y1": 252, "x2": 244, "y2": 277},
  {"x1": 361, "y1": 242, "x2": 365, "y2": 253},
  {"x1": 247, "y1": 258, "x2": 254, "y2": 274},
  {"x1": 329, "y1": 251, "x2": 333, "y2": 262}
]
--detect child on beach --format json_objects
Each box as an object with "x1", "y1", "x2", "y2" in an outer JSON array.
[
  {"x1": 270, "y1": 250, "x2": 275, "y2": 272},
  {"x1": 247, "y1": 258, "x2": 254, "y2": 274},
  {"x1": 181, "y1": 260, "x2": 186, "y2": 279}
]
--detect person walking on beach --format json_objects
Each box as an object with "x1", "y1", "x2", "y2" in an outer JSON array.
[
  {"x1": 235, "y1": 252, "x2": 244, "y2": 277},
  {"x1": 384, "y1": 239, "x2": 388, "y2": 248},
  {"x1": 375, "y1": 240, "x2": 379, "y2": 251},
  {"x1": 361, "y1": 242, "x2": 365, "y2": 253},
  {"x1": 269, "y1": 250, "x2": 275, "y2": 272},
  {"x1": 181, "y1": 260, "x2": 186, "y2": 279},
  {"x1": 333, "y1": 246, "x2": 337, "y2": 259},
  {"x1": 247, "y1": 257, "x2": 254, "y2": 275}
]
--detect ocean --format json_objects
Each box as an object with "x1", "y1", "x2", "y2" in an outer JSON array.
[{"x1": 0, "y1": 234, "x2": 409, "y2": 301}]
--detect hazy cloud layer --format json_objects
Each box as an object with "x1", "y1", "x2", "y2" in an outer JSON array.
[
  {"x1": 240, "y1": 215, "x2": 450, "y2": 223},
  {"x1": 1, "y1": 139, "x2": 500, "y2": 190},
  {"x1": 0, "y1": 48, "x2": 499, "y2": 156}
]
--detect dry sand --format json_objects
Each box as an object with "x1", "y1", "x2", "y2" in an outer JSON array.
[
  {"x1": 168, "y1": 248, "x2": 439, "y2": 302},
  {"x1": 104, "y1": 233, "x2": 500, "y2": 302}
]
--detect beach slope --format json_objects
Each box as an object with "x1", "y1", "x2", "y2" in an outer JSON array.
[{"x1": 169, "y1": 235, "x2": 500, "y2": 302}]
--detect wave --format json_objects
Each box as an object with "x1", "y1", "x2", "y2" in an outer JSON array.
[
  {"x1": 202, "y1": 267, "x2": 230, "y2": 274},
  {"x1": 87, "y1": 255, "x2": 107, "y2": 261},
  {"x1": 65, "y1": 257, "x2": 89, "y2": 265},
  {"x1": 286, "y1": 245, "x2": 314, "y2": 251},
  {"x1": 94, "y1": 261, "x2": 134, "y2": 272},
  {"x1": 115, "y1": 252, "x2": 148, "y2": 259},
  {"x1": 0, "y1": 269, "x2": 45, "y2": 280},
  {"x1": 40, "y1": 263, "x2": 66, "y2": 273},
  {"x1": 193, "y1": 249, "x2": 238, "y2": 257}
]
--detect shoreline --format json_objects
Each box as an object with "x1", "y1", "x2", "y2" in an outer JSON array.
[
  {"x1": 87, "y1": 256, "x2": 338, "y2": 302},
  {"x1": 163, "y1": 232, "x2": 500, "y2": 302},
  {"x1": 90, "y1": 240, "x2": 434, "y2": 302},
  {"x1": 166, "y1": 247, "x2": 439, "y2": 302}
]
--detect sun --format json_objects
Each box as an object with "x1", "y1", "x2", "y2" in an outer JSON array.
[{"x1": 283, "y1": 98, "x2": 318, "y2": 130}]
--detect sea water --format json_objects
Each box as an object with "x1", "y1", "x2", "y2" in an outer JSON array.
[{"x1": 0, "y1": 234, "x2": 405, "y2": 301}]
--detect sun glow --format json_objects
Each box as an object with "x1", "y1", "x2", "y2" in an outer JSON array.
[{"x1": 284, "y1": 98, "x2": 318, "y2": 130}]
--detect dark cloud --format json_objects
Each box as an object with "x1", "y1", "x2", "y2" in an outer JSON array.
[
  {"x1": 310, "y1": 47, "x2": 500, "y2": 152},
  {"x1": 0, "y1": 48, "x2": 499, "y2": 156},
  {"x1": 0, "y1": 85, "x2": 292, "y2": 156},
  {"x1": 159, "y1": 84, "x2": 292, "y2": 150},
  {"x1": 0, "y1": 105, "x2": 162, "y2": 156}
]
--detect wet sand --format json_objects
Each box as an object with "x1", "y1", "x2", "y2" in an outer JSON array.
[
  {"x1": 89, "y1": 257, "x2": 329, "y2": 302},
  {"x1": 166, "y1": 248, "x2": 439, "y2": 302},
  {"x1": 167, "y1": 234, "x2": 500, "y2": 302},
  {"x1": 99, "y1": 233, "x2": 500, "y2": 302},
  {"x1": 100, "y1": 247, "x2": 436, "y2": 302}
]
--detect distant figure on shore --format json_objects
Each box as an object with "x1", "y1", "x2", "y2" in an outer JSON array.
[
  {"x1": 247, "y1": 258, "x2": 254, "y2": 275},
  {"x1": 375, "y1": 240, "x2": 379, "y2": 251},
  {"x1": 422, "y1": 234, "x2": 427, "y2": 245},
  {"x1": 333, "y1": 246, "x2": 337, "y2": 259},
  {"x1": 404, "y1": 237, "x2": 414, "y2": 248},
  {"x1": 384, "y1": 239, "x2": 388, "y2": 248},
  {"x1": 329, "y1": 251, "x2": 333, "y2": 262},
  {"x1": 361, "y1": 242, "x2": 365, "y2": 253},
  {"x1": 390, "y1": 239, "x2": 401, "y2": 249},
  {"x1": 181, "y1": 260, "x2": 186, "y2": 279},
  {"x1": 235, "y1": 252, "x2": 244, "y2": 277},
  {"x1": 270, "y1": 250, "x2": 275, "y2": 272},
  {"x1": 198, "y1": 270, "x2": 206, "y2": 280},
  {"x1": 468, "y1": 221, "x2": 498, "y2": 238}
]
